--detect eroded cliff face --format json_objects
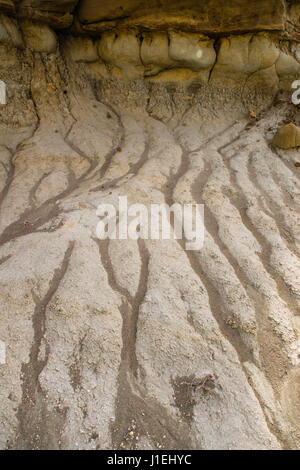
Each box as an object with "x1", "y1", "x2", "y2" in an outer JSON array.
[
  {"x1": 1, "y1": 0, "x2": 300, "y2": 85},
  {"x1": 0, "y1": 0, "x2": 299, "y2": 451}
]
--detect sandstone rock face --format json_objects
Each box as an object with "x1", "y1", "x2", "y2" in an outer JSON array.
[
  {"x1": 276, "y1": 52, "x2": 300, "y2": 77},
  {"x1": 60, "y1": 26, "x2": 300, "y2": 88},
  {"x1": 96, "y1": 30, "x2": 217, "y2": 81},
  {"x1": 21, "y1": 20, "x2": 57, "y2": 52},
  {"x1": 0, "y1": 0, "x2": 294, "y2": 41},
  {"x1": 78, "y1": 0, "x2": 285, "y2": 34},
  {"x1": 141, "y1": 32, "x2": 174, "y2": 76},
  {"x1": 72, "y1": 30, "x2": 297, "y2": 89},
  {"x1": 211, "y1": 33, "x2": 280, "y2": 84},
  {"x1": 0, "y1": 0, "x2": 293, "y2": 38},
  {"x1": 17, "y1": 0, "x2": 79, "y2": 29},
  {"x1": 65, "y1": 35, "x2": 98, "y2": 62},
  {"x1": 98, "y1": 31, "x2": 144, "y2": 79},
  {"x1": 0, "y1": 14, "x2": 23, "y2": 48},
  {"x1": 78, "y1": 0, "x2": 143, "y2": 23},
  {"x1": 0, "y1": 0, "x2": 300, "y2": 452},
  {"x1": 168, "y1": 32, "x2": 216, "y2": 72},
  {"x1": 20, "y1": 1, "x2": 79, "y2": 13}
]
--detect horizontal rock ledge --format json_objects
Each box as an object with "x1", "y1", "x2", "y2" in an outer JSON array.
[{"x1": 0, "y1": 0, "x2": 298, "y2": 40}]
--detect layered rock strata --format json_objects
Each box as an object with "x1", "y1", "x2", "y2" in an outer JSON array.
[{"x1": 0, "y1": 0, "x2": 299, "y2": 451}]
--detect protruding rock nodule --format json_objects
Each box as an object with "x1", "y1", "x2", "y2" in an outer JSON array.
[{"x1": 273, "y1": 123, "x2": 300, "y2": 149}]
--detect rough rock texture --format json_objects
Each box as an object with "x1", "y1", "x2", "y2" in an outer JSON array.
[
  {"x1": 0, "y1": 0, "x2": 294, "y2": 38},
  {"x1": 0, "y1": 0, "x2": 300, "y2": 451},
  {"x1": 78, "y1": 0, "x2": 286, "y2": 34},
  {"x1": 17, "y1": 0, "x2": 78, "y2": 29},
  {"x1": 61, "y1": 28, "x2": 300, "y2": 84},
  {"x1": 21, "y1": 19, "x2": 57, "y2": 52}
]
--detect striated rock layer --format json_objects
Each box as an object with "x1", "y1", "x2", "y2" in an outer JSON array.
[{"x1": 0, "y1": 0, "x2": 299, "y2": 451}]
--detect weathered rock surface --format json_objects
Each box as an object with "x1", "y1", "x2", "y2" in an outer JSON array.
[
  {"x1": 17, "y1": 0, "x2": 79, "y2": 29},
  {"x1": 65, "y1": 35, "x2": 98, "y2": 63},
  {"x1": 20, "y1": 19, "x2": 57, "y2": 52},
  {"x1": 0, "y1": 0, "x2": 295, "y2": 39},
  {"x1": 98, "y1": 31, "x2": 144, "y2": 80},
  {"x1": 0, "y1": 0, "x2": 299, "y2": 452},
  {"x1": 211, "y1": 33, "x2": 280, "y2": 84},
  {"x1": 141, "y1": 32, "x2": 174, "y2": 77},
  {"x1": 78, "y1": 0, "x2": 285, "y2": 34},
  {"x1": 0, "y1": 14, "x2": 23, "y2": 48}
]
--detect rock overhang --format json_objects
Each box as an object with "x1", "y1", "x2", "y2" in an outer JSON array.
[
  {"x1": 1, "y1": 1, "x2": 300, "y2": 87},
  {"x1": 0, "y1": 1, "x2": 295, "y2": 36}
]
